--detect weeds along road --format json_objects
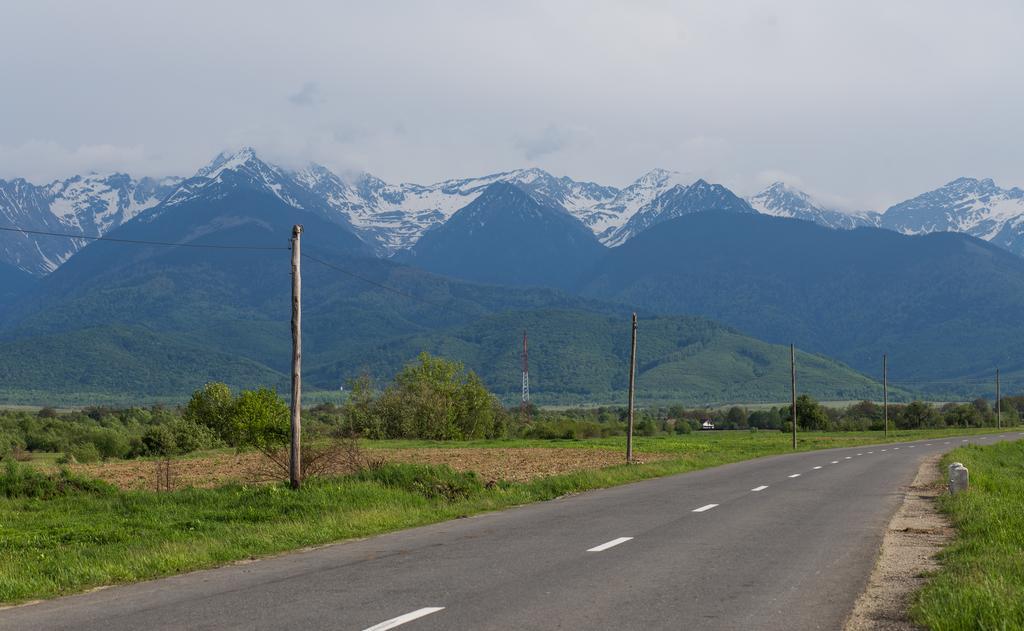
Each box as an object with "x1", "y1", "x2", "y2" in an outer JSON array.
[{"x1": 2, "y1": 432, "x2": 1022, "y2": 631}]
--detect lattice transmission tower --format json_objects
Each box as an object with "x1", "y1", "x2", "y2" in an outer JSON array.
[{"x1": 521, "y1": 330, "x2": 530, "y2": 414}]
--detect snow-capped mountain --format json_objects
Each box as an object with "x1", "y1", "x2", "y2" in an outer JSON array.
[
  {"x1": 606, "y1": 179, "x2": 755, "y2": 246},
  {"x1": 747, "y1": 182, "x2": 880, "y2": 230},
  {"x1": 0, "y1": 173, "x2": 181, "y2": 274},
  {"x1": 293, "y1": 166, "x2": 620, "y2": 255},
  {"x1": 582, "y1": 168, "x2": 688, "y2": 244},
  {"x1": 397, "y1": 181, "x2": 605, "y2": 288},
  {"x1": 9, "y1": 145, "x2": 1024, "y2": 276},
  {"x1": 880, "y1": 178, "x2": 1024, "y2": 255}
]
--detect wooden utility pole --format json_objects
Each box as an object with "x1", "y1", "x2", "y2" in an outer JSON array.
[
  {"x1": 791, "y1": 344, "x2": 797, "y2": 450},
  {"x1": 883, "y1": 354, "x2": 889, "y2": 437},
  {"x1": 626, "y1": 313, "x2": 637, "y2": 463},
  {"x1": 996, "y1": 368, "x2": 1001, "y2": 429},
  {"x1": 290, "y1": 224, "x2": 303, "y2": 489}
]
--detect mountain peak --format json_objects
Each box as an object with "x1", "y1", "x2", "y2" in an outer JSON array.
[
  {"x1": 195, "y1": 146, "x2": 265, "y2": 179},
  {"x1": 636, "y1": 168, "x2": 683, "y2": 188}
]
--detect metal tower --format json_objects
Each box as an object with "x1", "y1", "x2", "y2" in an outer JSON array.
[{"x1": 521, "y1": 330, "x2": 530, "y2": 413}]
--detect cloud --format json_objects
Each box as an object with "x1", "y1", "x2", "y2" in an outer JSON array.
[
  {"x1": 0, "y1": 141, "x2": 150, "y2": 183},
  {"x1": 516, "y1": 125, "x2": 580, "y2": 161},
  {"x1": 0, "y1": 1, "x2": 1022, "y2": 204},
  {"x1": 288, "y1": 82, "x2": 321, "y2": 107}
]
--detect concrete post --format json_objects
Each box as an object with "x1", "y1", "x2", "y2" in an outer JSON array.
[{"x1": 948, "y1": 462, "x2": 969, "y2": 495}]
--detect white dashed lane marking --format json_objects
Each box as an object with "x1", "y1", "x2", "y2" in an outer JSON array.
[
  {"x1": 693, "y1": 504, "x2": 719, "y2": 513},
  {"x1": 587, "y1": 537, "x2": 633, "y2": 552},
  {"x1": 831, "y1": 460, "x2": 839, "y2": 464},
  {"x1": 363, "y1": 607, "x2": 446, "y2": 631},
  {"x1": 788, "y1": 474, "x2": 801, "y2": 478},
  {"x1": 813, "y1": 466, "x2": 822, "y2": 470},
  {"x1": 751, "y1": 485, "x2": 768, "y2": 492}
]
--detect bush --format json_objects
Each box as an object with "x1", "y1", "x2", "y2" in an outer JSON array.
[
  {"x1": 87, "y1": 428, "x2": 130, "y2": 460},
  {"x1": 170, "y1": 418, "x2": 223, "y2": 454},
  {"x1": 0, "y1": 460, "x2": 114, "y2": 499},
  {"x1": 183, "y1": 382, "x2": 235, "y2": 444},
  {"x1": 141, "y1": 424, "x2": 178, "y2": 456},
  {"x1": 67, "y1": 442, "x2": 101, "y2": 464}
]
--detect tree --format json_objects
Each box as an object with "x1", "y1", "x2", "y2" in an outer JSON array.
[
  {"x1": 944, "y1": 403, "x2": 981, "y2": 429},
  {"x1": 726, "y1": 406, "x2": 748, "y2": 429},
  {"x1": 900, "y1": 401, "x2": 940, "y2": 429},
  {"x1": 231, "y1": 388, "x2": 289, "y2": 451},
  {"x1": 790, "y1": 395, "x2": 829, "y2": 431},
  {"x1": 376, "y1": 353, "x2": 501, "y2": 440},
  {"x1": 971, "y1": 399, "x2": 995, "y2": 426},
  {"x1": 184, "y1": 382, "x2": 235, "y2": 444},
  {"x1": 343, "y1": 373, "x2": 379, "y2": 437},
  {"x1": 998, "y1": 398, "x2": 1021, "y2": 426}
]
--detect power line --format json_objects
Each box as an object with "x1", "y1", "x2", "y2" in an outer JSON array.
[
  {"x1": 2, "y1": 222, "x2": 490, "y2": 318},
  {"x1": 0, "y1": 225, "x2": 289, "y2": 251}
]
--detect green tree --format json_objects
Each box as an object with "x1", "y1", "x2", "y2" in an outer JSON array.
[
  {"x1": 900, "y1": 401, "x2": 940, "y2": 429},
  {"x1": 377, "y1": 353, "x2": 500, "y2": 440},
  {"x1": 231, "y1": 388, "x2": 289, "y2": 451},
  {"x1": 726, "y1": 406, "x2": 748, "y2": 428},
  {"x1": 342, "y1": 373, "x2": 378, "y2": 436},
  {"x1": 944, "y1": 403, "x2": 981, "y2": 429},
  {"x1": 184, "y1": 382, "x2": 235, "y2": 444},
  {"x1": 790, "y1": 395, "x2": 829, "y2": 431}
]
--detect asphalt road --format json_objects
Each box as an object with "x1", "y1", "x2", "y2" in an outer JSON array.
[{"x1": 2, "y1": 432, "x2": 1021, "y2": 631}]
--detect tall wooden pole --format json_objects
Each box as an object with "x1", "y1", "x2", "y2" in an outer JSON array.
[
  {"x1": 996, "y1": 368, "x2": 1001, "y2": 429},
  {"x1": 791, "y1": 344, "x2": 797, "y2": 450},
  {"x1": 290, "y1": 225, "x2": 303, "y2": 489},
  {"x1": 883, "y1": 354, "x2": 889, "y2": 437},
  {"x1": 626, "y1": 313, "x2": 637, "y2": 463}
]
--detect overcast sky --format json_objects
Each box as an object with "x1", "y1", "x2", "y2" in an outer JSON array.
[{"x1": 2, "y1": 0, "x2": 1022, "y2": 210}]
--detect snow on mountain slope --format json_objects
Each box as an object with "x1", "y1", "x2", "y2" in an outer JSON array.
[
  {"x1": 0, "y1": 173, "x2": 181, "y2": 274},
  {"x1": 880, "y1": 178, "x2": 1024, "y2": 255},
  {"x1": 606, "y1": 178, "x2": 755, "y2": 247},
  {"x1": 293, "y1": 166, "x2": 620, "y2": 255},
  {"x1": 748, "y1": 182, "x2": 880, "y2": 230}
]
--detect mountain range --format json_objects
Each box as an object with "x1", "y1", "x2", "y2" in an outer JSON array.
[
  {"x1": 5, "y1": 148, "x2": 1024, "y2": 276},
  {"x1": 0, "y1": 156, "x2": 878, "y2": 405},
  {"x1": 2, "y1": 147, "x2": 1023, "y2": 405}
]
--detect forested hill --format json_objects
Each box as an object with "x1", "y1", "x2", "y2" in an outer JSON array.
[{"x1": 577, "y1": 211, "x2": 1024, "y2": 388}]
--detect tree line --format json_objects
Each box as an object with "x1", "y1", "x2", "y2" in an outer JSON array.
[{"x1": 2, "y1": 352, "x2": 1020, "y2": 464}]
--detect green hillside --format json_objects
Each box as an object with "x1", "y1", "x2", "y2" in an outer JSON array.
[{"x1": 308, "y1": 310, "x2": 887, "y2": 405}]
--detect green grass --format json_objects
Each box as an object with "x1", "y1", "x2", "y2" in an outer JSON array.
[
  {"x1": 912, "y1": 440, "x2": 1024, "y2": 630},
  {"x1": 0, "y1": 427, "x2": 1017, "y2": 605},
  {"x1": 362, "y1": 426, "x2": 1017, "y2": 454}
]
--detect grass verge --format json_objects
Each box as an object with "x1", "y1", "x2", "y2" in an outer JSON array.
[
  {"x1": 912, "y1": 440, "x2": 1024, "y2": 630},
  {"x1": 0, "y1": 427, "x2": 1018, "y2": 605}
]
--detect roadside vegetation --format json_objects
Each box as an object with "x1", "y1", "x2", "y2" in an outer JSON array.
[
  {"x1": 912, "y1": 440, "x2": 1024, "y2": 630},
  {"x1": 1, "y1": 352, "x2": 1020, "y2": 605},
  {"x1": 2, "y1": 353, "x2": 1020, "y2": 465}
]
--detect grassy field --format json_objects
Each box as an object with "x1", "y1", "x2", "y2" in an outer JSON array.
[
  {"x1": 912, "y1": 440, "x2": 1024, "y2": 630},
  {"x1": 0, "y1": 427, "x2": 1017, "y2": 606}
]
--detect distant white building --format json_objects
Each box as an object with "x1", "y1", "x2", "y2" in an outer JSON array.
[{"x1": 701, "y1": 420, "x2": 715, "y2": 430}]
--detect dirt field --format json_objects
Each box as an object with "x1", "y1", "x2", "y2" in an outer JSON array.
[{"x1": 65, "y1": 447, "x2": 674, "y2": 491}]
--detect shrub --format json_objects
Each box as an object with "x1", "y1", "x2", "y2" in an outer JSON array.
[
  {"x1": 67, "y1": 442, "x2": 101, "y2": 464},
  {"x1": 0, "y1": 460, "x2": 114, "y2": 499},
  {"x1": 183, "y1": 382, "x2": 235, "y2": 444},
  {"x1": 141, "y1": 424, "x2": 178, "y2": 456},
  {"x1": 170, "y1": 418, "x2": 223, "y2": 454},
  {"x1": 357, "y1": 463, "x2": 484, "y2": 502}
]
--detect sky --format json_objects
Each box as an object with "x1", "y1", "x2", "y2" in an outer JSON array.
[{"x1": 2, "y1": 0, "x2": 1023, "y2": 211}]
